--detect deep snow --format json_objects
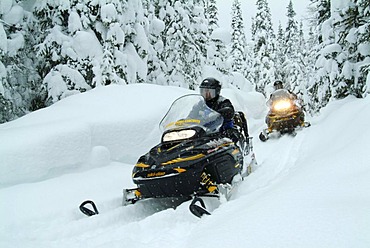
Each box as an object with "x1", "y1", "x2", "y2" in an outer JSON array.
[{"x1": 0, "y1": 84, "x2": 369, "y2": 248}]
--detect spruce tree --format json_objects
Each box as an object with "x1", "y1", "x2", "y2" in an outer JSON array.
[
  {"x1": 33, "y1": 0, "x2": 149, "y2": 104},
  {"x1": 161, "y1": 0, "x2": 207, "y2": 89},
  {"x1": 275, "y1": 22, "x2": 286, "y2": 81},
  {"x1": 204, "y1": 0, "x2": 231, "y2": 78},
  {"x1": 230, "y1": 0, "x2": 248, "y2": 79},
  {"x1": 144, "y1": 0, "x2": 167, "y2": 85},
  {"x1": 251, "y1": 0, "x2": 276, "y2": 95},
  {"x1": 306, "y1": 0, "x2": 333, "y2": 113},
  {"x1": 204, "y1": 0, "x2": 218, "y2": 36},
  {"x1": 357, "y1": 0, "x2": 370, "y2": 95},
  {"x1": 334, "y1": 0, "x2": 369, "y2": 98},
  {"x1": 283, "y1": 0, "x2": 304, "y2": 93},
  {"x1": 0, "y1": 1, "x2": 42, "y2": 123},
  {"x1": 207, "y1": 31, "x2": 231, "y2": 77},
  {"x1": 297, "y1": 21, "x2": 310, "y2": 104}
]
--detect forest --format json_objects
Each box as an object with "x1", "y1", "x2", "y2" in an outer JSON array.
[{"x1": 0, "y1": 0, "x2": 369, "y2": 123}]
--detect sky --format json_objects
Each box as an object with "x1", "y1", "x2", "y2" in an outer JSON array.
[
  {"x1": 1, "y1": 83, "x2": 369, "y2": 248},
  {"x1": 216, "y1": 0, "x2": 311, "y2": 39}
]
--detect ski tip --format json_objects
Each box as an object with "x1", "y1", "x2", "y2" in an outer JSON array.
[{"x1": 79, "y1": 200, "x2": 99, "y2": 217}]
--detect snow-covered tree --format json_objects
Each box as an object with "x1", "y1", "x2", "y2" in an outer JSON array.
[
  {"x1": 283, "y1": 0, "x2": 306, "y2": 94},
  {"x1": 207, "y1": 29, "x2": 231, "y2": 76},
  {"x1": 306, "y1": 0, "x2": 369, "y2": 113},
  {"x1": 275, "y1": 22, "x2": 286, "y2": 81},
  {"x1": 306, "y1": 0, "x2": 334, "y2": 113},
  {"x1": 204, "y1": 0, "x2": 218, "y2": 36},
  {"x1": 230, "y1": 0, "x2": 249, "y2": 81},
  {"x1": 251, "y1": 0, "x2": 276, "y2": 95},
  {"x1": 334, "y1": 0, "x2": 369, "y2": 98},
  {"x1": 204, "y1": 0, "x2": 230, "y2": 78},
  {"x1": 33, "y1": 0, "x2": 149, "y2": 104},
  {"x1": 161, "y1": 0, "x2": 207, "y2": 89},
  {"x1": 143, "y1": 0, "x2": 167, "y2": 85},
  {"x1": 0, "y1": 0, "x2": 42, "y2": 123},
  {"x1": 357, "y1": 0, "x2": 370, "y2": 95},
  {"x1": 296, "y1": 21, "x2": 310, "y2": 104}
]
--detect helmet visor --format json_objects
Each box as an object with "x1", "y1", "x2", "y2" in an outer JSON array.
[
  {"x1": 200, "y1": 88, "x2": 216, "y2": 100},
  {"x1": 274, "y1": 82, "x2": 283, "y2": 90}
]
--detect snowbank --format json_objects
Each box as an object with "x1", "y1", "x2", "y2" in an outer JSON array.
[{"x1": 0, "y1": 84, "x2": 263, "y2": 186}]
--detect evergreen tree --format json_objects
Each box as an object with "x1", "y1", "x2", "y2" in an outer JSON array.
[
  {"x1": 296, "y1": 21, "x2": 310, "y2": 103},
  {"x1": 275, "y1": 22, "x2": 286, "y2": 81},
  {"x1": 33, "y1": 0, "x2": 95, "y2": 104},
  {"x1": 0, "y1": 1, "x2": 42, "y2": 123},
  {"x1": 306, "y1": 0, "x2": 331, "y2": 48},
  {"x1": 144, "y1": 0, "x2": 167, "y2": 85},
  {"x1": 204, "y1": 0, "x2": 218, "y2": 36},
  {"x1": 33, "y1": 0, "x2": 149, "y2": 104},
  {"x1": 251, "y1": 0, "x2": 276, "y2": 95},
  {"x1": 357, "y1": 0, "x2": 370, "y2": 95},
  {"x1": 230, "y1": 0, "x2": 248, "y2": 79},
  {"x1": 207, "y1": 31, "x2": 231, "y2": 76},
  {"x1": 283, "y1": 0, "x2": 304, "y2": 93},
  {"x1": 334, "y1": 0, "x2": 369, "y2": 98},
  {"x1": 161, "y1": 0, "x2": 207, "y2": 89},
  {"x1": 204, "y1": 0, "x2": 231, "y2": 78},
  {"x1": 306, "y1": 0, "x2": 333, "y2": 113}
]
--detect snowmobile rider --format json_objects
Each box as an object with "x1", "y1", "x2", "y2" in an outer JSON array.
[
  {"x1": 273, "y1": 80, "x2": 284, "y2": 91},
  {"x1": 267, "y1": 80, "x2": 302, "y2": 108},
  {"x1": 271, "y1": 80, "x2": 298, "y2": 99},
  {"x1": 199, "y1": 77, "x2": 238, "y2": 142}
]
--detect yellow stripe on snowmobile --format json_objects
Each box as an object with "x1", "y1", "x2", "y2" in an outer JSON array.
[
  {"x1": 220, "y1": 142, "x2": 234, "y2": 147},
  {"x1": 167, "y1": 143, "x2": 182, "y2": 152},
  {"x1": 161, "y1": 154, "x2": 205, "y2": 165},
  {"x1": 232, "y1": 149, "x2": 240, "y2": 155},
  {"x1": 165, "y1": 119, "x2": 201, "y2": 128},
  {"x1": 135, "y1": 163, "x2": 150, "y2": 168},
  {"x1": 174, "y1": 168, "x2": 187, "y2": 173},
  {"x1": 208, "y1": 186, "x2": 217, "y2": 193}
]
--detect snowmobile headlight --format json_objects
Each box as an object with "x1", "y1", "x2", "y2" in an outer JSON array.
[
  {"x1": 273, "y1": 100, "x2": 292, "y2": 111},
  {"x1": 163, "y1": 129, "x2": 197, "y2": 142}
]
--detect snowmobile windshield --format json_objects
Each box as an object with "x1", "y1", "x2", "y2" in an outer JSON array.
[
  {"x1": 267, "y1": 89, "x2": 294, "y2": 106},
  {"x1": 159, "y1": 94, "x2": 223, "y2": 133}
]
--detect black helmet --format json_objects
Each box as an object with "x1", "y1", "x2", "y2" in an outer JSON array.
[
  {"x1": 273, "y1": 80, "x2": 283, "y2": 90},
  {"x1": 199, "y1": 77, "x2": 221, "y2": 101}
]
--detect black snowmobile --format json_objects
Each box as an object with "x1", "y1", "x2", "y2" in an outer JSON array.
[
  {"x1": 259, "y1": 89, "x2": 310, "y2": 141},
  {"x1": 122, "y1": 94, "x2": 257, "y2": 217}
]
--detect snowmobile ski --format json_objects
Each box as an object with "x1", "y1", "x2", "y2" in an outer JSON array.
[
  {"x1": 189, "y1": 197, "x2": 211, "y2": 218},
  {"x1": 79, "y1": 200, "x2": 99, "y2": 217}
]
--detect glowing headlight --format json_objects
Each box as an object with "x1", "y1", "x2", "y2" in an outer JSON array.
[
  {"x1": 273, "y1": 100, "x2": 292, "y2": 111},
  {"x1": 163, "y1": 129, "x2": 196, "y2": 142}
]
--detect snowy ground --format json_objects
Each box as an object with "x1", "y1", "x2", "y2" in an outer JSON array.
[{"x1": 1, "y1": 84, "x2": 369, "y2": 248}]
